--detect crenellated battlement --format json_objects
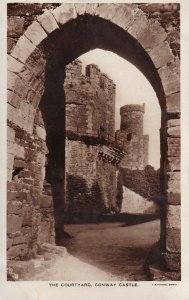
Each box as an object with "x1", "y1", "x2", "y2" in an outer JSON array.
[{"x1": 120, "y1": 104, "x2": 145, "y2": 115}]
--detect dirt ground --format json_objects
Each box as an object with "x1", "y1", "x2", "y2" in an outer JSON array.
[{"x1": 29, "y1": 218, "x2": 160, "y2": 281}]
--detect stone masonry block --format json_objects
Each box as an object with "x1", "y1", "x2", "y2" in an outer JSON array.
[
  {"x1": 167, "y1": 172, "x2": 180, "y2": 194},
  {"x1": 36, "y1": 152, "x2": 46, "y2": 165},
  {"x1": 22, "y1": 205, "x2": 33, "y2": 227},
  {"x1": 127, "y1": 9, "x2": 149, "y2": 40},
  {"x1": 158, "y1": 58, "x2": 180, "y2": 96},
  {"x1": 24, "y1": 21, "x2": 47, "y2": 47},
  {"x1": 52, "y1": 4, "x2": 77, "y2": 26},
  {"x1": 11, "y1": 34, "x2": 36, "y2": 64},
  {"x1": 12, "y1": 142, "x2": 25, "y2": 159},
  {"x1": 8, "y1": 102, "x2": 35, "y2": 134},
  {"x1": 163, "y1": 252, "x2": 180, "y2": 271},
  {"x1": 74, "y1": 3, "x2": 86, "y2": 15},
  {"x1": 7, "y1": 244, "x2": 28, "y2": 260},
  {"x1": 167, "y1": 119, "x2": 180, "y2": 128},
  {"x1": 7, "y1": 153, "x2": 14, "y2": 181},
  {"x1": 166, "y1": 228, "x2": 180, "y2": 253},
  {"x1": 85, "y1": 3, "x2": 99, "y2": 15},
  {"x1": 7, "y1": 146, "x2": 14, "y2": 159},
  {"x1": 13, "y1": 235, "x2": 26, "y2": 246},
  {"x1": 7, "y1": 214, "x2": 23, "y2": 234},
  {"x1": 148, "y1": 41, "x2": 174, "y2": 69},
  {"x1": 7, "y1": 238, "x2": 13, "y2": 249},
  {"x1": 166, "y1": 92, "x2": 180, "y2": 113},
  {"x1": 166, "y1": 204, "x2": 180, "y2": 229},
  {"x1": 8, "y1": 18, "x2": 23, "y2": 37},
  {"x1": 7, "y1": 70, "x2": 19, "y2": 91},
  {"x1": 167, "y1": 156, "x2": 180, "y2": 172},
  {"x1": 7, "y1": 169, "x2": 13, "y2": 182},
  {"x1": 7, "y1": 126, "x2": 15, "y2": 142},
  {"x1": 39, "y1": 195, "x2": 53, "y2": 208},
  {"x1": 167, "y1": 192, "x2": 180, "y2": 205},
  {"x1": 167, "y1": 126, "x2": 180, "y2": 137},
  {"x1": 167, "y1": 137, "x2": 180, "y2": 157},
  {"x1": 7, "y1": 90, "x2": 22, "y2": 108},
  {"x1": 138, "y1": 20, "x2": 167, "y2": 50},
  {"x1": 36, "y1": 125, "x2": 46, "y2": 140},
  {"x1": 110, "y1": 4, "x2": 138, "y2": 30},
  {"x1": 7, "y1": 17, "x2": 25, "y2": 38},
  {"x1": 7, "y1": 37, "x2": 17, "y2": 54},
  {"x1": 37, "y1": 10, "x2": 59, "y2": 34},
  {"x1": 7, "y1": 200, "x2": 23, "y2": 214},
  {"x1": 7, "y1": 55, "x2": 24, "y2": 73},
  {"x1": 25, "y1": 48, "x2": 46, "y2": 77},
  {"x1": 95, "y1": 3, "x2": 116, "y2": 21}
]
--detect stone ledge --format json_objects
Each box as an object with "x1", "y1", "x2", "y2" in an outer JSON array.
[{"x1": 38, "y1": 243, "x2": 67, "y2": 257}]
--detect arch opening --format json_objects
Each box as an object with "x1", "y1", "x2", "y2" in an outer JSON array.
[{"x1": 7, "y1": 4, "x2": 180, "y2": 277}]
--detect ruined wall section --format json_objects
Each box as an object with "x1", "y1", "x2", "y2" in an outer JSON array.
[{"x1": 64, "y1": 60, "x2": 116, "y2": 139}]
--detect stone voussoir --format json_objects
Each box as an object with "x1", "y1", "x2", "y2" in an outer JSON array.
[
  {"x1": 138, "y1": 19, "x2": 167, "y2": 50},
  {"x1": 95, "y1": 3, "x2": 117, "y2": 21},
  {"x1": 52, "y1": 3, "x2": 77, "y2": 26},
  {"x1": 37, "y1": 10, "x2": 59, "y2": 34},
  {"x1": 127, "y1": 8, "x2": 149, "y2": 41},
  {"x1": 110, "y1": 4, "x2": 138, "y2": 30},
  {"x1": 85, "y1": 3, "x2": 99, "y2": 15},
  {"x1": 7, "y1": 55, "x2": 25, "y2": 73},
  {"x1": 7, "y1": 90, "x2": 22, "y2": 108},
  {"x1": 74, "y1": 3, "x2": 86, "y2": 16},
  {"x1": 24, "y1": 21, "x2": 47, "y2": 47},
  {"x1": 148, "y1": 41, "x2": 174, "y2": 69},
  {"x1": 11, "y1": 34, "x2": 36, "y2": 64}
]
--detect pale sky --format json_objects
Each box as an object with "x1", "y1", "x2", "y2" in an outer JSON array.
[{"x1": 79, "y1": 49, "x2": 161, "y2": 169}]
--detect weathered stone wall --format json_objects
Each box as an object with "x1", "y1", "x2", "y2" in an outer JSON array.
[
  {"x1": 7, "y1": 111, "x2": 55, "y2": 260},
  {"x1": 64, "y1": 60, "x2": 118, "y2": 222},
  {"x1": 116, "y1": 104, "x2": 149, "y2": 170},
  {"x1": 65, "y1": 140, "x2": 119, "y2": 222},
  {"x1": 64, "y1": 60, "x2": 116, "y2": 138}
]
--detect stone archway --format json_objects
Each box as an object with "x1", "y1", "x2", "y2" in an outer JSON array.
[{"x1": 7, "y1": 3, "x2": 180, "y2": 272}]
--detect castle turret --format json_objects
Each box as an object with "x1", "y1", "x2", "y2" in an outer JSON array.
[{"x1": 116, "y1": 103, "x2": 148, "y2": 170}]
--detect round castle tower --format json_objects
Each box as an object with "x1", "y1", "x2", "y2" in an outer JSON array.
[{"x1": 116, "y1": 103, "x2": 147, "y2": 170}]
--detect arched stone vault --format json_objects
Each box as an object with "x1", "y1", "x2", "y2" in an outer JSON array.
[{"x1": 7, "y1": 3, "x2": 180, "y2": 271}]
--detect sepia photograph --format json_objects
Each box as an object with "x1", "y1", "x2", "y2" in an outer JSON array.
[
  {"x1": 6, "y1": 2, "x2": 181, "y2": 282},
  {"x1": 2, "y1": 1, "x2": 189, "y2": 299}
]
